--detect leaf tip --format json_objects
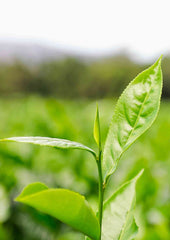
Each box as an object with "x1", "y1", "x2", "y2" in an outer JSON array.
[
  {"x1": 15, "y1": 182, "x2": 48, "y2": 202},
  {"x1": 93, "y1": 102, "x2": 101, "y2": 149},
  {"x1": 14, "y1": 196, "x2": 20, "y2": 202},
  {"x1": 155, "y1": 55, "x2": 163, "y2": 67},
  {"x1": 134, "y1": 169, "x2": 144, "y2": 181},
  {"x1": 96, "y1": 101, "x2": 99, "y2": 109}
]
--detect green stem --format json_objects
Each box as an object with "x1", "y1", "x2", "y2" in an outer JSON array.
[{"x1": 97, "y1": 150, "x2": 104, "y2": 240}]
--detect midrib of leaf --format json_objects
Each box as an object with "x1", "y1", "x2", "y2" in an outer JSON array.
[
  {"x1": 0, "y1": 137, "x2": 97, "y2": 158},
  {"x1": 16, "y1": 189, "x2": 84, "y2": 220},
  {"x1": 123, "y1": 81, "x2": 153, "y2": 148},
  {"x1": 17, "y1": 188, "x2": 85, "y2": 202},
  {"x1": 107, "y1": 83, "x2": 153, "y2": 178},
  {"x1": 16, "y1": 189, "x2": 48, "y2": 201},
  {"x1": 118, "y1": 193, "x2": 135, "y2": 240}
]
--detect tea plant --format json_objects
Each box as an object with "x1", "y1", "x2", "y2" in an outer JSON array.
[{"x1": 0, "y1": 57, "x2": 163, "y2": 240}]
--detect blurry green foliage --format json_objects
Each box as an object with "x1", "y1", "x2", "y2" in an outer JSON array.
[
  {"x1": 0, "y1": 97, "x2": 169, "y2": 239},
  {"x1": 0, "y1": 54, "x2": 170, "y2": 98}
]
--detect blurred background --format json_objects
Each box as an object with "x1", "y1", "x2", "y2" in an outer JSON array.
[{"x1": 0, "y1": 0, "x2": 170, "y2": 239}]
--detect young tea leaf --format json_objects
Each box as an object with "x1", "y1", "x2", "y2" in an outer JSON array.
[
  {"x1": 101, "y1": 170, "x2": 143, "y2": 240},
  {"x1": 103, "y1": 57, "x2": 163, "y2": 181},
  {"x1": 15, "y1": 182, "x2": 100, "y2": 240},
  {"x1": 0, "y1": 137, "x2": 96, "y2": 158},
  {"x1": 93, "y1": 104, "x2": 101, "y2": 149}
]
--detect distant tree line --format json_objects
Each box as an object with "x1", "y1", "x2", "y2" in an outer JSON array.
[{"x1": 0, "y1": 54, "x2": 170, "y2": 98}]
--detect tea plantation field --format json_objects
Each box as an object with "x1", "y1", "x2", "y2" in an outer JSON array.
[{"x1": 0, "y1": 97, "x2": 169, "y2": 240}]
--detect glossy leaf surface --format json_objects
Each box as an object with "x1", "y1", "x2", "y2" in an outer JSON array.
[
  {"x1": 0, "y1": 137, "x2": 96, "y2": 157},
  {"x1": 103, "y1": 57, "x2": 162, "y2": 181},
  {"x1": 16, "y1": 182, "x2": 100, "y2": 240},
  {"x1": 101, "y1": 170, "x2": 143, "y2": 240},
  {"x1": 93, "y1": 104, "x2": 101, "y2": 149}
]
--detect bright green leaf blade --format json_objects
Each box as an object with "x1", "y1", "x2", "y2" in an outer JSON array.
[
  {"x1": 15, "y1": 183, "x2": 100, "y2": 240},
  {"x1": 102, "y1": 170, "x2": 143, "y2": 240},
  {"x1": 17, "y1": 182, "x2": 48, "y2": 198},
  {"x1": 103, "y1": 56, "x2": 163, "y2": 181},
  {"x1": 93, "y1": 104, "x2": 101, "y2": 149},
  {"x1": 85, "y1": 237, "x2": 91, "y2": 240},
  {"x1": 0, "y1": 137, "x2": 96, "y2": 157}
]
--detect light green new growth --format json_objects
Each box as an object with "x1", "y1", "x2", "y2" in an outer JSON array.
[
  {"x1": 94, "y1": 103, "x2": 101, "y2": 149},
  {"x1": 103, "y1": 56, "x2": 162, "y2": 183},
  {"x1": 16, "y1": 182, "x2": 100, "y2": 240},
  {"x1": 102, "y1": 170, "x2": 144, "y2": 240},
  {"x1": 0, "y1": 57, "x2": 163, "y2": 240},
  {"x1": 93, "y1": 104, "x2": 103, "y2": 239}
]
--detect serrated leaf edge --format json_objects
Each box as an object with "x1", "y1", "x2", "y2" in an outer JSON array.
[{"x1": 103, "y1": 56, "x2": 162, "y2": 182}]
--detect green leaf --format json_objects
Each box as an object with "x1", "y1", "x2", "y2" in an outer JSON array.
[
  {"x1": 15, "y1": 182, "x2": 100, "y2": 240},
  {"x1": 0, "y1": 185, "x2": 10, "y2": 222},
  {"x1": 85, "y1": 236, "x2": 91, "y2": 240},
  {"x1": 0, "y1": 137, "x2": 96, "y2": 158},
  {"x1": 102, "y1": 170, "x2": 143, "y2": 240},
  {"x1": 93, "y1": 103, "x2": 101, "y2": 149},
  {"x1": 102, "y1": 56, "x2": 163, "y2": 181}
]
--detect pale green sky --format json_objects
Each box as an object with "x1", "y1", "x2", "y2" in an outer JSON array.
[{"x1": 0, "y1": 0, "x2": 169, "y2": 61}]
